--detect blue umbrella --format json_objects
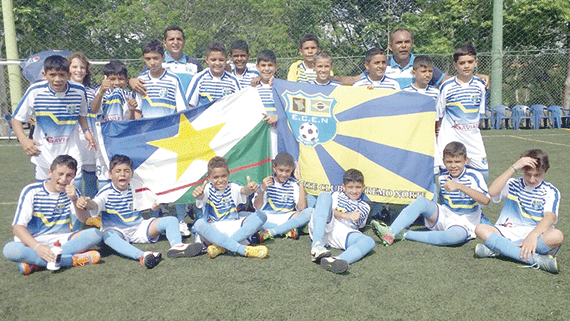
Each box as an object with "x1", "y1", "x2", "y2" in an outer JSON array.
[{"x1": 20, "y1": 50, "x2": 72, "y2": 83}]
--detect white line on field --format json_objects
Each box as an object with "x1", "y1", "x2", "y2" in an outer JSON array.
[
  {"x1": 500, "y1": 135, "x2": 570, "y2": 147},
  {"x1": 1, "y1": 202, "x2": 17, "y2": 205}
]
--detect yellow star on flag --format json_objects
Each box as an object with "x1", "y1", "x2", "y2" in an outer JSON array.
[{"x1": 147, "y1": 113, "x2": 225, "y2": 180}]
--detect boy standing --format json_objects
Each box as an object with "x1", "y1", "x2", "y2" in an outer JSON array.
[
  {"x1": 186, "y1": 41, "x2": 241, "y2": 108},
  {"x1": 78, "y1": 155, "x2": 203, "y2": 269},
  {"x1": 474, "y1": 150, "x2": 563, "y2": 274},
  {"x1": 401, "y1": 55, "x2": 440, "y2": 101},
  {"x1": 352, "y1": 48, "x2": 400, "y2": 90},
  {"x1": 256, "y1": 50, "x2": 279, "y2": 157},
  {"x1": 312, "y1": 51, "x2": 342, "y2": 86},
  {"x1": 11, "y1": 55, "x2": 96, "y2": 182},
  {"x1": 192, "y1": 156, "x2": 268, "y2": 259},
  {"x1": 254, "y1": 153, "x2": 310, "y2": 241},
  {"x1": 92, "y1": 60, "x2": 137, "y2": 122},
  {"x1": 288, "y1": 34, "x2": 333, "y2": 83},
  {"x1": 436, "y1": 44, "x2": 488, "y2": 181},
  {"x1": 3, "y1": 155, "x2": 102, "y2": 275},
  {"x1": 309, "y1": 169, "x2": 376, "y2": 274},
  {"x1": 372, "y1": 142, "x2": 489, "y2": 246},
  {"x1": 229, "y1": 40, "x2": 259, "y2": 88}
]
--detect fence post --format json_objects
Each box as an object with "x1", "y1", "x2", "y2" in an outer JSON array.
[
  {"x1": 2, "y1": 0, "x2": 23, "y2": 114},
  {"x1": 490, "y1": 0, "x2": 503, "y2": 108}
]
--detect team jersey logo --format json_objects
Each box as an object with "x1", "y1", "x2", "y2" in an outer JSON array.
[
  {"x1": 282, "y1": 90, "x2": 338, "y2": 147},
  {"x1": 470, "y1": 94, "x2": 480, "y2": 103},
  {"x1": 222, "y1": 87, "x2": 232, "y2": 96},
  {"x1": 531, "y1": 198, "x2": 543, "y2": 210},
  {"x1": 66, "y1": 104, "x2": 77, "y2": 114},
  {"x1": 159, "y1": 88, "x2": 168, "y2": 98}
]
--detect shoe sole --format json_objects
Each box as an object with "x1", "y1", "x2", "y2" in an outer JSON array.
[
  {"x1": 321, "y1": 258, "x2": 348, "y2": 274},
  {"x1": 311, "y1": 249, "x2": 332, "y2": 262},
  {"x1": 167, "y1": 243, "x2": 203, "y2": 258},
  {"x1": 143, "y1": 253, "x2": 162, "y2": 269}
]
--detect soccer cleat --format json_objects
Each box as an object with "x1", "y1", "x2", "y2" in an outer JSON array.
[
  {"x1": 244, "y1": 245, "x2": 268, "y2": 259},
  {"x1": 139, "y1": 251, "x2": 162, "y2": 269},
  {"x1": 285, "y1": 228, "x2": 299, "y2": 240},
  {"x1": 370, "y1": 219, "x2": 395, "y2": 246},
  {"x1": 179, "y1": 221, "x2": 192, "y2": 237},
  {"x1": 310, "y1": 241, "x2": 331, "y2": 262},
  {"x1": 167, "y1": 242, "x2": 203, "y2": 258},
  {"x1": 19, "y1": 262, "x2": 40, "y2": 275},
  {"x1": 258, "y1": 230, "x2": 274, "y2": 243},
  {"x1": 72, "y1": 250, "x2": 101, "y2": 267},
  {"x1": 474, "y1": 244, "x2": 498, "y2": 258},
  {"x1": 207, "y1": 245, "x2": 226, "y2": 259},
  {"x1": 320, "y1": 257, "x2": 349, "y2": 274},
  {"x1": 532, "y1": 254, "x2": 559, "y2": 274}
]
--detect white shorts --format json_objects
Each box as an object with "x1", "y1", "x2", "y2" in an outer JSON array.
[
  {"x1": 309, "y1": 215, "x2": 358, "y2": 251},
  {"x1": 29, "y1": 231, "x2": 78, "y2": 246},
  {"x1": 427, "y1": 204, "x2": 477, "y2": 238},
  {"x1": 194, "y1": 217, "x2": 248, "y2": 246},
  {"x1": 266, "y1": 212, "x2": 296, "y2": 226},
  {"x1": 495, "y1": 224, "x2": 560, "y2": 256},
  {"x1": 102, "y1": 218, "x2": 158, "y2": 244}
]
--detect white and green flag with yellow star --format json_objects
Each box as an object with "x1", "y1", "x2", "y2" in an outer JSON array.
[{"x1": 97, "y1": 87, "x2": 272, "y2": 211}]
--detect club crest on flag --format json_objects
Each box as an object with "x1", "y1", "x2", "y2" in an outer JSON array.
[{"x1": 282, "y1": 90, "x2": 338, "y2": 147}]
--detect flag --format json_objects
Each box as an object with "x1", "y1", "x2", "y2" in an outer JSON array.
[
  {"x1": 273, "y1": 79, "x2": 436, "y2": 205},
  {"x1": 97, "y1": 87, "x2": 272, "y2": 210}
]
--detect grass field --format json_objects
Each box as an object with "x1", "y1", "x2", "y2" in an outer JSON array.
[{"x1": 1, "y1": 129, "x2": 569, "y2": 320}]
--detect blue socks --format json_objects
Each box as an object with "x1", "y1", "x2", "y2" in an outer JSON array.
[
  {"x1": 267, "y1": 208, "x2": 311, "y2": 236},
  {"x1": 230, "y1": 211, "x2": 266, "y2": 243},
  {"x1": 156, "y1": 216, "x2": 182, "y2": 246},
  {"x1": 310, "y1": 192, "x2": 332, "y2": 247},
  {"x1": 194, "y1": 219, "x2": 245, "y2": 255},
  {"x1": 485, "y1": 233, "x2": 554, "y2": 264},
  {"x1": 405, "y1": 226, "x2": 468, "y2": 246},
  {"x1": 103, "y1": 229, "x2": 143, "y2": 260},
  {"x1": 338, "y1": 232, "x2": 375, "y2": 264},
  {"x1": 390, "y1": 197, "x2": 437, "y2": 236}
]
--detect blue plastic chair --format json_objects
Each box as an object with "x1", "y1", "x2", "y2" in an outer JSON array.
[
  {"x1": 4, "y1": 114, "x2": 13, "y2": 141},
  {"x1": 530, "y1": 104, "x2": 549, "y2": 129},
  {"x1": 547, "y1": 105, "x2": 570, "y2": 129},
  {"x1": 492, "y1": 105, "x2": 511, "y2": 129},
  {"x1": 480, "y1": 107, "x2": 493, "y2": 129},
  {"x1": 512, "y1": 105, "x2": 532, "y2": 130}
]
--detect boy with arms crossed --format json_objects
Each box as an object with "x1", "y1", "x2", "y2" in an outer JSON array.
[{"x1": 352, "y1": 48, "x2": 400, "y2": 90}]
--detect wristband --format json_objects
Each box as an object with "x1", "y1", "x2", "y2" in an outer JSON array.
[{"x1": 510, "y1": 165, "x2": 518, "y2": 173}]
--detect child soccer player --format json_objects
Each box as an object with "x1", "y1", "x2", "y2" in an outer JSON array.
[
  {"x1": 288, "y1": 34, "x2": 332, "y2": 83},
  {"x1": 254, "y1": 153, "x2": 310, "y2": 241},
  {"x1": 256, "y1": 50, "x2": 279, "y2": 158},
  {"x1": 353, "y1": 48, "x2": 400, "y2": 90},
  {"x1": 229, "y1": 40, "x2": 259, "y2": 88},
  {"x1": 474, "y1": 150, "x2": 563, "y2": 274},
  {"x1": 77, "y1": 155, "x2": 203, "y2": 269},
  {"x1": 192, "y1": 156, "x2": 268, "y2": 259},
  {"x1": 3, "y1": 155, "x2": 102, "y2": 275},
  {"x1": 372, "y1": 142, "x2": 489, "y2": 246},
  {"x1": 436, "y1": 44, "x2": 488, "y2": 181},
  {"x1": 401, "y1": 55, "x2": 439, "y2": 101},
  {"x1": 186, "y1": 41, "x2": 241, "y2": 108},
  {"x1": 312, "y1": 51, "x2": 342, "y2": 86},
  {"x1": 309, "y1": 169, "x2": 375, "y2": 274},
  {"x1": 11, "y1": 55, "x2": 96, "y2": 182},
  {"x1": 92, "y1": 60, "x2": 137, "y2": 122}
]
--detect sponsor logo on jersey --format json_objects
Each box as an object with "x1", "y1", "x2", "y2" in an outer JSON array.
[
  {"x1": 66, "y1": 104, "x2": 77, "y2": 114},
  {"x1": 159, "y1": 88, "x2": 168, "y2": 98},
  {"x1": 46, "y1": 136, "x2": 70, "y2": 143}
]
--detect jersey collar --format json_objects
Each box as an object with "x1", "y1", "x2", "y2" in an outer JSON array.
[
  {"x1": 389, "y1": 53, "x2": 415, "y2": 70},
  {"x1": 164, "y1": 51, "x2": 188, "y2": 64}
]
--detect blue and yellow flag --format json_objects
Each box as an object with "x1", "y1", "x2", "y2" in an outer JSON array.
[{"x1": 273, "y1": 79, "x2": 436, "y2": 204}]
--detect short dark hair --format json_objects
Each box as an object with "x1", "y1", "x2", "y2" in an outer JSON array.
[
  {"x1": 343, "y1": 169, "x2": 364, "y2": 185},
  {"x1": 299, "y1": 34, "x2": 319, "y2": 49},
  {"x1": 273, "y1": 152, "x2": 294, "y2": 168},
  {"x1": 364, "y1": 48, "x2": 386, "y2": 63},
  {"x1": 50, "y1": 155, "x2": 78, "y2": 173},
  {"x1": 453, "y1": 43, "x2": 477, "y2": 62},
  {"x1": 390, "y1": 28, "x2": 414, "y2": 43},
  {"x1": 142, "y1": 39, "x2": 165, "y2": 56},
  {"x1": 109, "y1": 155, "x2": 133, "y2": 171},
  {"x1": 44, "y1": 55, "x2": 69, "y2": 73},
  {"x1": 314, "y1": 51, "x2": 333, "y2": 63},
  {"x1": 66, "y1": 52, "x2": 91, "y2": 86},
  {"x1": 257, "y1": 50, "x2": 277, "y2": 64},
  {"x1": 230, "y1": 40, "x2": 249, "y2": 54},
  {"x1": 443, "y1": 141, "x2": 467, "y2": 159},
  {"x1": 164, "y1": 25, "x2": 185, "y2": 40},
  {"x1": 103, "y1": 60, "x2": 128, "y2": 78},
  {"x1": 413, "y1": 55, "x2": 433, "y2": 69},
  {"x1": 521, "y1": 149, "x2": 549, "y2": 172},
  {"x1": 206, "y1": 41, "x2": 227, "y2": 57},
  {"x1": 208, "y1": 156, "x2": 229, "y2": 175}
]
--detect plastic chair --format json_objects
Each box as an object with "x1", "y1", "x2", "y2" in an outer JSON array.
[
  {"x1": 547, "y1": 105, "x2": 570, "y2": 129},
  {"x1": 4, "y1": 115, "x2": 13, "y2": 141},
  {"x1": 492, "y1": 105, "x2": 512, "y2": 129},
  {"x1": 479, "y1": 107, "x2": 493, "y2": 129},
  {"x1": 530, "y1": 104, "x2": 549, "y2": 129},
  {"x1": 512, "y1": 105, "x2": 532, "y2": 130}
]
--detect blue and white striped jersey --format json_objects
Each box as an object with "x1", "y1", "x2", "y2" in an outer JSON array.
[
  {"x1": 332, "y1": 191, "x2": 370, "y2": 230},
  {"x1": 231, "y1": 66, "x2": 259, "y2": 89},
  {"x1": 100, "y1": 88, "x2": 135, "y2": 122},
  {"x1": 385, "y1": 53, "x2": 445, "y2": 88},
  {"x1": 135, "y1": 69, "x2": 188, "y2": 118},
  {"x1": 311, "y1": 80, "x2": 342, "y2": 86},
  {"x1": 287, "y1": 60, "x2": 316, "y2": 83},
  {"x1": 352, "y1": 75, "x2": 400, "y2": 90},
  {"x1": 256, "y1": 83, "x2": 276, "y2": 115},
  {"x1": 186, "y1": 69, "x2": 241, "y2": 108},
  {"x1": 402, "y1": 84, "x2": 439, "y2": 101},
  {"x1": 438, "y1": 167, "x2": 488, "y2": 226},
  {"x1": 12, "y1": 181, "x2": 79, "y2": 241},
  {"x1": 254, "y1": 177, "x2": 300, "y2": 213},
  {"x1": 196, "y1": 182, "x2": 247, "y2": 222},
  {"x1": 163, "y1": 52, "x2": 203, "y2": 94},
  {"x1": 91, "y1": 182, "x2": 143, "y2": 230},
  {"x1": 493, "y1": 177, "x2": 560, "y2": 227}
]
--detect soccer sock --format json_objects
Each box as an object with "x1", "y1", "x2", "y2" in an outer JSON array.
[
  {"x1": 231, "y1": 211, "x2": 267, "y2": 243},
  {"x1": 3, "y1": 241, "x2": 48, "y2": 267},
  {"x1": 405, "y1": 226, "x2": 469, "y2": 246},
  {"x1": 306, "y1": 194, "x2": 318, "y2": 208},
  {"x1": 338, "y1": 232, "x2": 375, "y2": 264},
  {"x1": 82, "y1": 170, "x2": 98, "y2": 198},
  {"x1": 390, "y1": 197, "x2": 437, "y2": 236},
  {"x1": 262, "y1": 221, "x2": 279, "y2": 230},
  {"x1": 536, "y1": 235, "x2": 554, "y2": 255},
  {"x1": 194, "y1": 218, "x2": 245, "y2": 255},
  {"x1": 485, "y1": 233, "x2": 534, "y2": 264},
  {"x1": 61, "y1": 228, "x2": 102, "y2": 256},
  {"x1": 310, "y1": 192, "x2": 332, "y2": 247},
  {"x1": 103, "y1": 230, "x2": 144, "y2": 260},
  {"x1": 175, "y1": 203, "x2": 187, "y2": 222},
  {"x1": 156, "y1": 216, "x2": 182, "y2": 246},
  {"x1": 269, "y1": 208, "x2": 311, "y2": 236}
]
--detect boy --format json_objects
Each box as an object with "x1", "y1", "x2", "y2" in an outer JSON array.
[
  {"x1": 254, "y1": 153, "x2": 310, "y2": 241},
  {"x1": 186, "y1": 41, "x2": 241, "y2": 108},
  {"x1": 309, "y1": 169, "x2": 375, "y2": 274},
  {"x1": 287, "y1": 34, "x2": 333, "y2": 83},
  {"x1": 92, "y1": 60, "x2": 137, "y2": 122},
  {"x1": 3, "y1": 155, "x2": 102, "y2": 275},
  {"x1": 256, "y1": 50, "x2": 279, "y2": 157},
  {"x1": 436, "y1": 44, "x2": 488, "y2": 181},
  {"x1": 77, "y1": 155, "x2": 203, "y2": 269},
  {"x1": 474, "y1": 150, "x2": 563, "y2": 274},
  {"x1": 352, "y1": 48, "x2": 400, "y2": 90},
  {"x1": 11, "y1": 55, "x2": 96, "y2": 182},
  {"x1": 312, "y1": 51, "x2": 342, "y2": 86},
  {"x1": 192, "y1": 156, "x2": 268, "y2": 259},
  {"x1": 372, "y1": 142, "x2": 489, "y2": 246},
  {"x1": 401, "y1": 55, "x2": 439, "y2": 101},
  {"x1": 229, "y1": 40, "x2": 259, "y2": 88}
]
